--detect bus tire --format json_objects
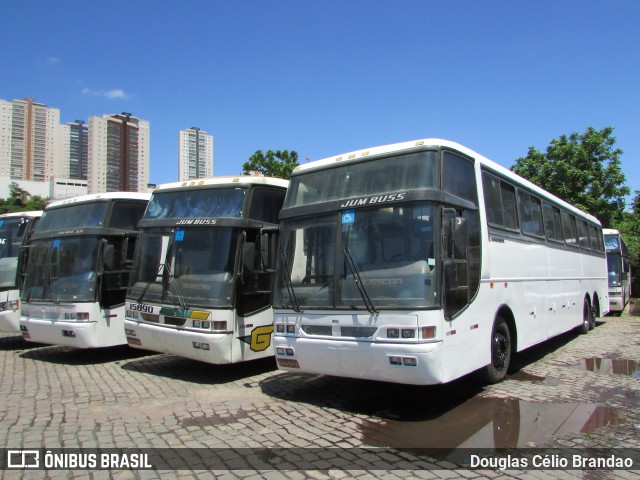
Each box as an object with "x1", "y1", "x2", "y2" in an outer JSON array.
[
  {"x1": 481, "y1": 317, "x2": 511, "y2": 384},
  {"x1": 577, "y1": 298, "x2": 592, "y2": 334}
]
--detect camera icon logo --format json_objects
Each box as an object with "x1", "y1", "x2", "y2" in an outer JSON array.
[{"x1": 7, "y1": 450, "x2": 40, "y2": 468}]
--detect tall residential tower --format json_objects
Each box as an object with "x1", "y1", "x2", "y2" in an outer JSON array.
[
  {"x1": 88, "y1": 113, "x2": 150, "y2": 193},
  {"x1": 0, "y1": 98, "x2": 62, "y2": 182},
  {"x1": 178, "y1": 127, "x2": 214, "y2": 181}
]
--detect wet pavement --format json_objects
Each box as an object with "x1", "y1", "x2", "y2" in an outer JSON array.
[{"x1": 0, "y1": 301, "x2": 639, "y2": 479}]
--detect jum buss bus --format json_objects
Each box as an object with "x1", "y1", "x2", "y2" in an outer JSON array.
[
  {"x1": 124, "y1": 176, "x2": 288, "y2": 364},
  {"x1": 265, "y1": 139, "x2": 608, "y2": 385},
  {"x1": 20, "y1": 193, "x2": 150, "y2": 347},
  {"x1": 603, "y1": 228, "x2": 631, "y2": 313},
  {"x1": 0, "y1": 211, "x2": 42, "y2": 333}
]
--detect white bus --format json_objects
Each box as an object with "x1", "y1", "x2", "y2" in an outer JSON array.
[
  {"x1": 603, "y1": 228, "x2": 631, "y2": 313},
  {"x1": 124, "y1": 176, "x2": 288, "y2": 364},
  {"x1": 20, "y1": 193, "x2": 150, "y2": 348},
  {"x1": 267, "y1": 139, "x2": 608, "y2": 385},
  {"x1": 0, "y1": 211, "x2": 42, "y2": 333}
]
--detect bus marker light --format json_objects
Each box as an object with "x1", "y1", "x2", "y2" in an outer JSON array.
[
  {"x1": 421, "y1": 326, "x2": 436, "y2": 339},
  {"x1": 213, "y1": 321, "x2": 227, "y2": 331},
  {"x1": 389, "y1": 356, "x2": 402, "y2": 365},
  {"x1": 490, "y1": 282, "x2": 494, "y2": 289},
  {"x1": 277, "y1": 358, "x2": 300, "y2": 368},
  {"x1": 6, "y1": 299, "x2": 19, "y2": 310},
  {"x1": 402, "y1": 357, "x2": 417, "y2": 367},
  {"x1": 446, "y1": 330, "x2": 457, "y2": 336},
  {"x1": 387, "y1": 328, "x2": 399, "y2": 338},
  {"x1": 470, "y1": 324, "x2": 479, "y2": 330},
  {"x1": 504, "y1": 282, "x2": 508, "y2": 288},
  {"x1": 401, "y1": 329, "x2": 415, "y2": 339}
]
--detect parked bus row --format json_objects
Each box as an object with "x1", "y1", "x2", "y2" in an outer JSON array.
[{"x1": 1, "y1": 139, "x2": 629, "y2": 386}]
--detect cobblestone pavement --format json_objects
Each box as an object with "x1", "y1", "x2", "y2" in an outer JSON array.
[{"x1": 1, "y1": 303, "x2": 639, "y2": 480}]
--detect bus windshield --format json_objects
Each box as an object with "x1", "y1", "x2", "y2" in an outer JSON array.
[
  {"x1": 275, "y1": 202, "x2": 438, "y2": 310},
  {"x1": 129, "y1": 227, "x2": 238, "y2": 309},
  {"x1": 143, "y1": 188, "x2": 246, "y2": 220},
  {"x1": 22, "y1": 236, "x2": 101, "y2": 303},
  {"x1": 0, "y1": 218, "x2": 32, "y2": 288},
  {"x1": 37, "y1": 203, "x2": 108, "y2": 233},
  {"x1": 284, "y1": 151, "x2": 437, "y2": 208},
  {"x1": 607, "y1": 253, "x2": 621, "y2": 287}
]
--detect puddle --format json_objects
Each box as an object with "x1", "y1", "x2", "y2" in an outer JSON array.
[
  {"x1": 574, "y1": 358, "x2": 640, "y2": 378},
  {"x1": 360, "y1": 397, "x2": 620, "y2": 450}
]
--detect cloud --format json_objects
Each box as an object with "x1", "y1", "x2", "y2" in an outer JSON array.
[
  {"x1": 105, "y1": 89, "x2": 128, "y2": 99},
  {"x1": 81, "y1": 87, "x2": 131, "y2": 100}
]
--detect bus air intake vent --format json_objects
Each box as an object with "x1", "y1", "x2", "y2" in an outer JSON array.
[
  {"x1": 164, "y1": 316, "x2": 187, "y2": 326},
  {"x1": 301, "y1": 325, "x2": 333, "y2": 336},
  {"x1": 340, "y1": 326, "x2": 376, "y2": 338}
]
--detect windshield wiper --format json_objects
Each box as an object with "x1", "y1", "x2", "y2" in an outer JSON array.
[
  {"x1": 343, "y1": 248, "x2": 378, "y2": 315},
  {"x1": 137, "y1": 262, "x2": 164, "y2": 304},
  {"x1": 48, "y1": 247, "x2": 60, "y2": 304},
  {"x1": 163, "y1": 262, "x2": 189, "y2": 310},
  {"x1": 281, "y1": 253, "x2": 303, "y2": 313}
]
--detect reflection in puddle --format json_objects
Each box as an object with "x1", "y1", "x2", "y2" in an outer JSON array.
[
  {"x1": 574, "y1": 358, "x2": 640, "y2": 378},
  {"x1": 361, "y1": 397, "x2": 619, "y2": 449}
]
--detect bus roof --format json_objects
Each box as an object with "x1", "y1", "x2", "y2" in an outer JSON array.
[
  {"x1": 294, "y1": 138, "x2": 601, "y2": 226},
  {"x1": 603, "y1": 228, "x2": 621, "y2": 235},
  {"x1": 46, "y1": 192, "x2": 151, "y2": 210},
  {"x1": 154, "y1": 176, "x2": 289, "y2": 191},
  {"x1": 0, "y1": 210, "x2": 43, "y2": 219}
]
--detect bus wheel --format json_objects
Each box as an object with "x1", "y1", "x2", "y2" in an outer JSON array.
[
  {"x1": 577, "y1": 298, "x2": 592, "y2": 334},
  {"x1": 481, "y1": 317, "x2": 511, "y2": 384}
]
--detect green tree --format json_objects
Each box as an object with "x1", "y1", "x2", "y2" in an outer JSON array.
[
  {"x1": 511, "y1": 127, "x2": 630, "y2": 227},
  {"x1": 614, "y1": 191, "x2": 640, "y2": 297},
  {"x1": 0, "y1": 182, "x2": 49, "y2": 214},
  {"x1": 242, "y1": 150, "x2": 299, "y2": 179}
]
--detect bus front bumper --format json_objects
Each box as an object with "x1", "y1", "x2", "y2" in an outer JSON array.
[
  {"x1": 273, "y1": 336, "x2": 444, "y2": 385},
  {"x1": 19, "y1": 318, "x2": 111, "y2": 348},
  {"x1": 124, "y1": 320, "x2": 234, "y2": 364},
  {"x1": 0, "y1": 309, "x2": 21, "y2": 334}
]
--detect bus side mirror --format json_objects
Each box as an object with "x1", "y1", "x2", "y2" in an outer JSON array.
[
  {"x1": 260, "y1": 226, "x2": 279, "y2": 272},
  {"x1": 443, "y1": 209, "x2": 467, "y2": 260},
  {"x1": 451, "y1": 217, "x2": 467, "y2": 260},
  {"x1": 243, "y1": 242, "x2": 256, "y2": 274},
  {"x1": 103, "y1": 244, "x2": 114, "y2": 270}
]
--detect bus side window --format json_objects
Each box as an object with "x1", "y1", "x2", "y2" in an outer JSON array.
[{"x1": 248, "y1": 188, "x2": 286, "y2": 224}]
